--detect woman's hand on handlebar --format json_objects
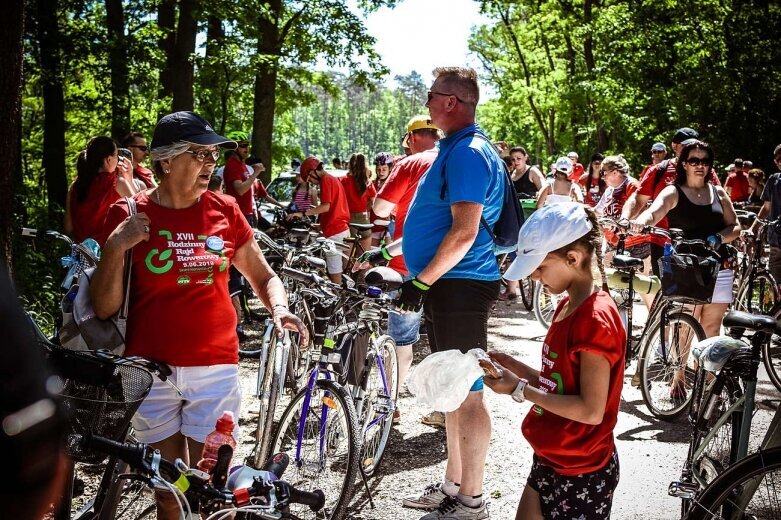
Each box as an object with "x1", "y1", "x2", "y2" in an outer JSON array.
[{"x1": 272, "y1": 306, "x2": 309, "y2": 346}]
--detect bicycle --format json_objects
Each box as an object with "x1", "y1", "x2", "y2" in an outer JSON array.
[
  {"x1": 269, "y1": 266, "x2": 401, "y2": 519},
  {"x1": 82, "y1": 433, "x2": 325, "y2": 519},
  {"x1": 599, "y1": 218, "x2": 709, "y2": 420},
  {"x1": 683, "y1": 444, "x2": 781, "y2": 520},
  {"x1": 670, "y1": 310, "x2": 781, "y2": 517},
  {"x1": 732, "y1": 211, "x2": 779, "y2": 316}
]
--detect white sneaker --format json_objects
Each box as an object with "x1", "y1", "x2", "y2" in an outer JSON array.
[
  {"x1": 403, "y1": 483, "x2": 452, "y2": 510},
  {"x1": 419, "y1": 496, "x2": 489, "y2": 519}
]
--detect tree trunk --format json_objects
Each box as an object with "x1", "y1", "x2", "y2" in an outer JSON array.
[
  {"x1": 0, "y1": 0, "x2": 25, "y2": 268},
  {"x1": 157, "y1": 0, "x2": 176, "y2": 108},
  {"x1": 201, "y1": 15, "x2": 225, "y2": 132},
  {"x1": 105, "y1": 0, "x2": 130, "y2": 140},
  {"x1": 37, "y1": 0, "x2": 67, "y2": 221},
  {"x1": 251, "y1": 0, "x2": 282, "y2": 186},
  {"x1": 171, "y1": 0, "x2": 198, "y2": 112}
]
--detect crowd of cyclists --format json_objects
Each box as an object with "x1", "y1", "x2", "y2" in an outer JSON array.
[{"x1": 11, "y1": 65, "x2": 781, "y2": 520}]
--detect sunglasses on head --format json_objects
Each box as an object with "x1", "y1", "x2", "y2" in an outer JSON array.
[{"x1": 685, "y1": 157, "x2": 712, "y2": 167}]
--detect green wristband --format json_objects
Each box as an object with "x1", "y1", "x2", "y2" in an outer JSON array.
[
  {"x1": 412, "y1": 278, "x2": 430, "y2": 291},
  {"x1": 381, "y1": 247, "x2": 393, "y2": 261}
]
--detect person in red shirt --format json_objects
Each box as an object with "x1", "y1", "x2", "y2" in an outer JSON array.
[
  {"x1": 578, "y1": 152, "x2": 606, "y2": 206},
  {"x1": 91, "y1": 112, "x2": 306, "y2": 520},
  {"x1": 340, "y1": 153, "x2": 377, "y2": 253},
  {"x1": 566, "y1": 151, "x2": 584, "y2": 181},
  {"x1": 122, "y1": 131, "x2": 157, "y2": 188},
  {"x1": 725, "y1": 157, "x2": 751, "y2": 202},
  {"x1": 487, "y1": 203, "x2": 624, "y2": 520},
  {"x1": 288, "y1": 157, "x2": 350, "y2": 283},
  {"x1": 637, "y1": 142, "x2": 668, "y2": 182},
  {"x1": 65, "y1": 136, "x2": 137, "y2": 243},
  {"x1": 223, "y1": 131, "x2": 262, "y2": 227},
  {"x1": 363, "y1": 114, "x2": 441, "y2": 424}
]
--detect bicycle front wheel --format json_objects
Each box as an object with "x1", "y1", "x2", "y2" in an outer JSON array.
[
  {"x1": 686, "y1": 446, "x2": 781, "y2": 520},
  {"x1": 533, "y1": 282, "x2": 560, "y2": 329},
  {"x1": 271, "y1": 379, "x2": 361, "y2": 520},
  {"x1": 639, "y1": 311, "x2": 704, "y2": 420},
  {"x1": 359, "y1": 335, "x2": 398, "y2": 477},
  {"x1": 735, "y1": 270, "x2": 780, "y2": 315}
]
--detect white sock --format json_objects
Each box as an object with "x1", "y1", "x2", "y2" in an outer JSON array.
[
  {"x1": 457, "y1": 492, "x2": 483, "y2": 508},
  {"x1": 441, "y1": 478, "x2": 460, "y2": 497}
]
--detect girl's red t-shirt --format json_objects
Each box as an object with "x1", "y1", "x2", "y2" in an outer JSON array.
[
  {"x1": 339, "y1": 176, "x2": 377, "y2": 213},
  {"x1": 70, "y1": 172, "x2": 120, "y2": 243},
  {"x1": 101, "y1": 190, "x2": 252, "y2": 367},
  {"x1": 522, "y1": 290, "x2": 626, "y2": 476}
]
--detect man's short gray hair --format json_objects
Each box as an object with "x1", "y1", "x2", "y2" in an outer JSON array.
[
  {"x1": 433, "y1": 67, "x2": 479, "y2": 105},
  {"x1": 151, "y1": 142, "x2": 192, "y2": 177}
]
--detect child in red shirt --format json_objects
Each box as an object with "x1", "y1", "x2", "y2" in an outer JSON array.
[{"x1": 486, "y1": 202, "x2": 625, "y2": 520}]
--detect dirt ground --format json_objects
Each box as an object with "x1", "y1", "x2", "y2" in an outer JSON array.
[{"x1": 233, "y1": 298, "x2": 779, "y2": 520}]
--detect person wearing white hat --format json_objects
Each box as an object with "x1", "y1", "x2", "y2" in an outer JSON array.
[
  {"x1": 536, "y1": 157, "x2": 583, "y2": 208},
  {"x1": 484, "y1": 202, "x2": 625, "y2": 520}
]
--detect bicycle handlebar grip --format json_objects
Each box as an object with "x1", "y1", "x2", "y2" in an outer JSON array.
[
  {"x1": 261, "y1": 452, "x2": 289, "y2": 479},
  {"x1": 279, "y1": 266, "x2": 318, "y2": 285},
  {"x1": 83, "y1": 434, "x2": 146, "y2": 470},
  {"x1": 287, "y1": 486, "x2": 326, "y2": 512}
]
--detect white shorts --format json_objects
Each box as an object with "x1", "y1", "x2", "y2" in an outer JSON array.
[
  {"x1": 325, "y1": 230, "x2": 350, "y2": 275},
  {"x1": 711, "y1": 269, "x2": 734, "y2": 304},
  {"x1": 131, "y1": 364, "x2": 242, "y2": 444}
]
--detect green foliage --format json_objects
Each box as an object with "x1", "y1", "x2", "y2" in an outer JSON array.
[{"x1": 473, "y1": 0, "x2": 781, "y2": 173}]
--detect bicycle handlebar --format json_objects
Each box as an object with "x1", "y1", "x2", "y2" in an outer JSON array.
[{"x1": 83, "y1": 434, "x2": 326, "y2": 513}]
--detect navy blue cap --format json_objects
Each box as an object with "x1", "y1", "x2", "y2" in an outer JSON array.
[
  {"x1": 672, "y1": 127, "x2": 699, "y2": 144},
  {"x1": 151, "y1": 111, "x2": 237, "y2": 150}
]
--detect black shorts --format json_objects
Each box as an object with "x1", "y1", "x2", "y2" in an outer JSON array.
[
  {"x1": 423, "y1": 278, "x2": 500, "y2": 354},
  {"x1": 527, "y1": 450, "x2": 620, "y2": 520},
  {"x1": 650, "y1": 242, "x2": 664, "y2": 277},
  {"x1": 228, "y1": 266, "x2": 243, "y2": 297}
]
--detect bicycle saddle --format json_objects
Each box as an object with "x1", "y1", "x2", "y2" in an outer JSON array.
[
  {"x1": 349, "y1": 222, "x2": 374, "y2": 231},
  {"x1": 364, "y1": 266, "x2": 403, "y2": 291},
  {"x1": 692, "y1": 335, "x2": 748, "y2": 373},
  {"x1": 612, "y1": 254, "x2": 643, "y2": 269},
  {"x1": 722, "y1": 310, "x2": 780, "y2": 334}
]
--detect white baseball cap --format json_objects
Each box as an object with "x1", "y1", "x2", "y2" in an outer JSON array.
[
  {"x1": 504, "y1": 202, "x2": 593, "y2": 281},
  {"x1": 554, "y1": 156, "x2": 574, "y2": 174}
]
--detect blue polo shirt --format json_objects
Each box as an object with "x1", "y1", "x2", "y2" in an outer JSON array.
[{"x1": 402, "y1": 124, "x2": 504, "y2": 281}]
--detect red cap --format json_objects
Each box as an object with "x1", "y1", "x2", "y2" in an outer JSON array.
[{"x1": 216, "y1": 411, "x2": 235, "y2": 433}]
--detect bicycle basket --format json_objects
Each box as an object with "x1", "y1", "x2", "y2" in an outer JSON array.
[
  {"x1": 45, "y1": 346, "x2": 153, "y2": 464},
  {"x1": 658, "y1": 253, "x2": 719, "y2": 304}
]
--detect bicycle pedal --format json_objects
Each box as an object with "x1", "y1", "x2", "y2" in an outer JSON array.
[{"x1": 668, "y1": 481, "x2": 698, "y2": 499}]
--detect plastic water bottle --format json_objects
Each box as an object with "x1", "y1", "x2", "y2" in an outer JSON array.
[
  {"x1": 197, "y1": 411, "x2": 237, "y2": 473},
  {"x1": 663, "y1": 243, "x2": 673, "y2": 256}
]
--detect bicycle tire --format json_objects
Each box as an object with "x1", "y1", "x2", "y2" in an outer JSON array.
[
  {"x1": 638, "y1": 312, "x2": 704, "y2": 420},
  {"x1": 358, "y1": 335, "x2": 398, "y2": 477},
  {"x1": 520, "y1": 277, "x2": 534, "y2": 311},
  {"x1": 685, "y1": 446, "x2": 781, "y2": 520},
  {"x1": 735, "y1": 270, "x2": 780, "y2": 316},
  {"x1": 533, "y1": 282, "x2": 560, "y2": 329},
  {"x1": 252, "y1": 333, "x2": 282, "y2": 468},
  {"x1": 271, "y1": 379, "x2": 361, "y2": 520},
  {"x1": 765, "y1": 302, "x2": 781, "y2": 393}
]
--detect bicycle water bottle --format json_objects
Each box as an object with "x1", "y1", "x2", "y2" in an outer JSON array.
[
  {"x1": 663, "y1": 243, "x2": 673, "y2": 256},
  {"x1": 197, "y1": 411, "x2": 237, "y2": 473}
]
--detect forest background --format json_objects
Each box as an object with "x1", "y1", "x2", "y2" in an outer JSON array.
[{"x1": 1, "y1": 0, "x2": 780, "y2": 321}]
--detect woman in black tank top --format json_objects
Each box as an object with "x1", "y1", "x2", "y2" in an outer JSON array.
[
  {"x1": 632, "y1": 141, "x2": 741, "y2": 395},
  {"x1": 509, "y1": 146, "x2": 543, "y2": 199}
]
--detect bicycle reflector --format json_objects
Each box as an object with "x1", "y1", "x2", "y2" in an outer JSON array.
[{"x1": 321, "y1": 396, "x2": 337, "y2": 409}]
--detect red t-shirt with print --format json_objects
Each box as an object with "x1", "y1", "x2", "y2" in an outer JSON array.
[
  {"x1": 568, "y1": 162, "x2": 584, "y2": 182},
  {"x1": 223, "y1": 155, "x2": 254, "y2": 216},
  {"x1": 317, "y1": 173, "x2": 350, "y2": 237},
  {"x1": 522, "y1": 291, "x2": 625, "y2": 476},
  {"x1": 377, "y1": 149, "x2": 437, "y2": 274},
  {"x1": 69, "y1": 171, "x2": 121, "y2": 243},
  {"x1": 725, "y1": 171, "x2": 750, "y2": 202},
  {"x1": 339, "y1": 176, "x2": 377, "y2": 213},
  {"x1": 133, "y1": 165, "x2": 156, "y2": 189},
  {"x1": 101, "y1": 190, "x2": 252, "y2": 367},
  {"x1": 637, "y1": 158, "x2": 721, "y2": 228}
]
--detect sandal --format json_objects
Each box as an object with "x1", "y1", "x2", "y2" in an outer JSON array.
[{"x1": 499, "y1": 291, "x2": 518, "y2": 301}]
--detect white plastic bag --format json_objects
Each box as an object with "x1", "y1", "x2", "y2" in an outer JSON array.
[{"x1": 407, "y1": 349, "x2": 485, "y2": 412}]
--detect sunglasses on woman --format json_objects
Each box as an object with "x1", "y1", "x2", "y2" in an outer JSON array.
[{"x1": 684, "y1": 157, "x2": 712, "y2": 167}]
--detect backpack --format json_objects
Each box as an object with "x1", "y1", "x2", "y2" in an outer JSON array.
[
  {"x1": 438, "y1": 132, "x2": 525, "y2": 254},
  {"x1": 651, "y1": 159, "x2": 671, "y2": 192}
]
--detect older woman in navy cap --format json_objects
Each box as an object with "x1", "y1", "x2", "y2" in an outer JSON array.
[{"x1": 90, "y1": 111, "x2": 306, "y2": 519}]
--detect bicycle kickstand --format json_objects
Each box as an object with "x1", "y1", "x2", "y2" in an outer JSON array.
[{"x1": 359, "y1": 464, "x2": 375, "y2": 509}]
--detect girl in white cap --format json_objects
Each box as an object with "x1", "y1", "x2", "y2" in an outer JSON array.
[
  {"x1": 484, "y1": 202, "x2": 625, "y2": 520},
  {"x1": 536, "y1": 157, "x2": 583, "y2": 208}
]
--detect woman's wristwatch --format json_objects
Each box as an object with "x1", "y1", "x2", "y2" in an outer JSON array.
[{"x1": 511, "y1": 378, "x2": 529, "y2": 403}]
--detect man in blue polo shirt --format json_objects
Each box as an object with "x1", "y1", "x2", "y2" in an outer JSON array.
[{"x1": 399, "y1": 67, "x2": 504, "y2": 520}]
